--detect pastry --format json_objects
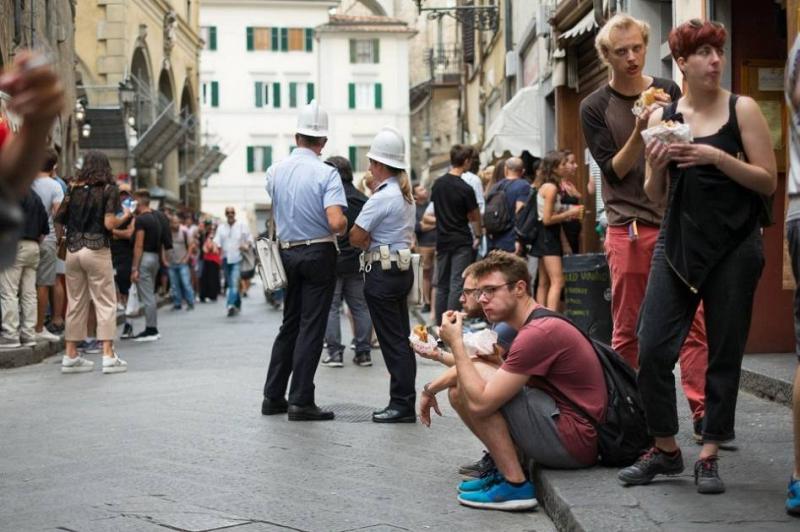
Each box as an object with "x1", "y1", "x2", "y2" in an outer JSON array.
[{"x1": 414, "y1": 324, "x2": 428, "y2": 342}]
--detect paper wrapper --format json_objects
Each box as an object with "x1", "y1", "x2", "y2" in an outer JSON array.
[
  {"x1": 463, "y1": 329, "x2": 498, "y2": 358},
  {"x1": 409, "y1": 330, "x2": 438, "y2": 357},
  {"x1": 641, "y1": 122, "x2": 693, "y2": 146}
]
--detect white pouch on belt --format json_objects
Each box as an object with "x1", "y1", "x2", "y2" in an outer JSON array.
[
  {"x1": 379, "y1": 245, "x2": 391, "y2": 270},
  {"x1": 407, "y1": 253, "x2": 423, "y2": 305}
]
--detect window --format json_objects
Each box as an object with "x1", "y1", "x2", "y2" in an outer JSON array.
[
  {"x1": 201, "y1": 26, "x2": 217, "y2": 51},
  {"x1": 254, "y1": 81, "x2": 282, "y2": 108},
  {"x1": 288, "y1": 82, "x2": 315, "y2": 108},
  {"x1": 202, "y1": 81, "x2": 219, "y2": 107},
  {"x1": 348, "y1": 82, "x2": 382, "y2": 110},
  {"x1": 348, "y1": 146, "x2": 370, "y2": 173},
  {"x1": 349, "y1": 39, "x2": 380, "y2": 63},
  {"x1": 247, "y1": 146, "x2": 272, "y2": 173},
  {"x1": 247, "y1": 27, "x2": 273, "y2": 51}
]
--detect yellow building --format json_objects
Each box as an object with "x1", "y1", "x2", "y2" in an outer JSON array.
[{"x1": 75, "y1": 0, "x2": 207, "y2": 209}]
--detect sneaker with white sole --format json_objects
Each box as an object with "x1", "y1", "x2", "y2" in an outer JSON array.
[
  {"x1": 0, "y1": 336, "x2": 21, "y2": 349},
  {"x1": 102, "y1": 354, "x2": 127, "y2": 374},
  {"x1": 61, "y1": 355, "x2": 94, "y2": 373},
  {"x1": 133, "y1": 329, "x2": 161, "y2": 342},
  {"x1": 457, "y1": 479, "x2": 538, "y2": 511},
  {"x1": 35, "y1": 329, "x2": 61, "y2": 342},
  {"x1": 20, "y1": 335, "x2": 37, "y2": 347}
]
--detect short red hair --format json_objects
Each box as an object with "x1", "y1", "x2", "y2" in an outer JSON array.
[{"x1": 668, "y1": 19, "x2": 727, "y2": 61}]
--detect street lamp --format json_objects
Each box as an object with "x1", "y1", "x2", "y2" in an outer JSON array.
[
  {"x1": 118, "y1": 79, "x2": 136, "y2": 104},
  {"x1": 413, "y1": 0, "x2": 499, "y2": 32}
]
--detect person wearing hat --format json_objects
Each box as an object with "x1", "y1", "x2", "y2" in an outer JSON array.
[
  {"x1": 350, "y1": 126, "x2": 417, "y2": 423},
  {"x1": 261, "y1": 100, "x2": 348, "y2": 422}
]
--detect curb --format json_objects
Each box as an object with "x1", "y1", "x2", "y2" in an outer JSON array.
[
  {"x1": 0, "y1": 297, "x2": 171, "y2": 369},
  {"x1": 740, "y1": 366, "x2": 793, "y2": 407},
  {"x1": 531, "y1": 465, "x2": 586, "y2": 532}
]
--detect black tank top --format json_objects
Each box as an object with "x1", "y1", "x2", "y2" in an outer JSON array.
[{"x1": 661, "y1": 94, "x2": 760, "y2": 292}]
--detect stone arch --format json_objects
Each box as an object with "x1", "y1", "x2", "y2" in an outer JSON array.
[
  {"x1": 358, "y1": 0, "x2": 387, "y2": 16},
  {"x1": 158, "y1": 67, "x2": 176, "y2": 110},
  {"x1": 131, "y1": 46, "x2": 155, "y2": 132}
]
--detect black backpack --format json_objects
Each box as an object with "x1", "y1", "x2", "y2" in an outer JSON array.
[
  {"x1": 483, "y1": 180, "x2": 513, "y2": 236},
  {"x1": 514, "y1": 187, "x2": 541, "y2": 245},
  {"x1": 528, "y1": 308, "x2": 652, "y2": 467}
]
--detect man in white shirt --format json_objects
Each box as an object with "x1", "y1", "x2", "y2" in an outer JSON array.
[
  {"x1": 213, "y1": 207, "x2": 252, "y2": 317},
  {"x1": 462, "y1": 147, "x2": 486, "y2": 214}
]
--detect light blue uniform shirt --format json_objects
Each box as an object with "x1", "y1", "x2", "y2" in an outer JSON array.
[
  {"x1": 266, "y1": 147, "x2": 347, "y2": 242},
  {"x1": 355, "y1": 177, "x2": 415, "y2": 252}
]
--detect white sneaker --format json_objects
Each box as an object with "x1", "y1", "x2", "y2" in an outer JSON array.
[
  {"x1": 61, "y1": 355, "x2": 94, "y2": 373},
  {"x1": 35, "y1": 329, "x2": 61, "y2": 342},
  {"x1": 102, "y1": 354, "x2": 127, "y2": 374}
]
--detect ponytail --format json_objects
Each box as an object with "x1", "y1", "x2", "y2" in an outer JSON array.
[{"x1": 396, "y1": 170, "x2": 413, "y2": 204}]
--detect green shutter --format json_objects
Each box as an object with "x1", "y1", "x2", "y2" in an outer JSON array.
[
  {"x1": 265, "y1": 146, "x2": 273, "y2": 170},
  {"x1": 273, "y1": 82, "x2": 281, "y2": 108},
  {"x1": 255, "y1": 82, "x2": 263, "y2": 108},
  {"x1": 280, "y1": 28, "x2": 288, "y2": 51},
  {"x1": 307, "y1": 82, "x2": 314, "y2": 103},
  {"x1": 211, "y1": 81, "x2": 219, "y2": 107},
  {"x1": 348, "y1": 146, "x2": 356, "y2": 169},
  {"x1": 289, "y1": 82, "x2": 297, "y2": 108},
  {"x1": 209, "y1": 27, "x2": 217, "y2": 51},
  {"x1": 349, "y1": 39, "x2": 356, "y2": 63},
  {"x1": 305, "y1": 28, "x2": 313, "y2": 52},
  {"x1": 373, "y1": 39, "x2": 380, "y2": 63},
  {"x1": 247, "y1": 146, "x2": 254, "y2": 173},
  {"x1": 271, "y1": 28, "x2": 279, "y2": 50},
  {"x1": 246, "y1": 27, "x2": 254, "y2": 51},
  {"x1": 348, "y1": 82, "x2": 355, "y2": 109},
  {"x1": 374, "y1": 83, "x2": 382, "y2": 109}
]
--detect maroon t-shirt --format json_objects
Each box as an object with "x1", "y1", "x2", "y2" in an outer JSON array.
[{"x1": 501, "y1": 308, "x2": 608, "y2": 465}]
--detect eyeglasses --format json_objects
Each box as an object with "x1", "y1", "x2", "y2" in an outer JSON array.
[{"x1": 463, "y1": 282, "x2": 514, "y2": 300}]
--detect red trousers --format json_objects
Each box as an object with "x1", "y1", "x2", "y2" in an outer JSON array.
[{"x1": 605, "y1": 224, "x2": 707, "y2": 421}]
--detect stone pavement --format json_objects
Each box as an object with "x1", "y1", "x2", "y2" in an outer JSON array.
[{"x1": 0, "y1": 293, "x2": 555, "y2": 532}]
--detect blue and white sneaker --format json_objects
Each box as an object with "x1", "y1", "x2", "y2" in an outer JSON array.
[
  {"x1": 457, "y1": 479, "x2": 538, "y2": 511},
  {"x1": 788, "y1": 477, "x2": 800, "y2": 516},
  {"x1": 458, "y1": 468, "x2": 503, "y2": 493}
]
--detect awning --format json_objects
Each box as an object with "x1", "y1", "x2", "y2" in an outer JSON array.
[
  {"x1": 131, "y1": 102, "x2": 187, "y2": 166},
  {"x1": 558, "y1": 10, "x2": 598, "y2": 46},
  {"x1": 180, "y1": 146, "x2": 227, "y2": 186},
  {"x1": 481, "y1": 86, "x2": 542, "y2": 161}
]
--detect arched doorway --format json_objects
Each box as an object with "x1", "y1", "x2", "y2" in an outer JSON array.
[
  {"x1": 130, "y1": 47, "x2": 154, "y2": 133},
  {"x1": 179, "y1": 82, "x2": 198, "y2": 207}
]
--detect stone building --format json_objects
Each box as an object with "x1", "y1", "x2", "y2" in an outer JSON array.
[
  {"x1": 0, "y1": 0, "x2": 79, "y2": 174},
  {"x1": 75, "y1": 0, "x2": 206, "y2": 209}
]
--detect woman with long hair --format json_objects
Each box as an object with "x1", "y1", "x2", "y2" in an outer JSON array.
[
  {"x1": 199, "y1": 223, "x2": 222, "y2": 302},
  {"x1": 619, "y1": 19, "x2": 776, "y2": 494},
  {"x1": 559, "y1": 149, "x2": 583, "y2": 254},
  {"x1": 350, "y1": 127, "x2": 417, "y2": 423},
  {"x1": 530, "y1": 151, "x2": 583, "y2": 309},
  {"x1": 54, "y1": 150, "x2": 133, "y2": 374}
]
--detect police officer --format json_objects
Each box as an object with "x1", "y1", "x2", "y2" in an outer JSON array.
[
  {"x1": 261, "y1": 100, "x2": 348, "y2": 421},
  {"x1": 350, "y1": 127, "x2": 417, "y2": 423}
]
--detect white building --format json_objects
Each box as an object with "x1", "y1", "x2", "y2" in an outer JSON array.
[{"x1": 200, "y1": 0, "x2": 414, "y2": 232}]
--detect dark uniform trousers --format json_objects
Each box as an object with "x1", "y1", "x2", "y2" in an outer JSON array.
[
  {"x1": 264, "y1": 243, "x2": 337, "y2": 405},
  {"x1": 364, "y1": 264, "x2": 416, "y2": 410}
]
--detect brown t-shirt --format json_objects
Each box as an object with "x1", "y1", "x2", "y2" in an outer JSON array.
[
  {"x1": 501, "y1": 308, "x2": 608, "y2": 466},
  {"x1": 580, "y1": 78, "x2": 681, "y2": 227}
]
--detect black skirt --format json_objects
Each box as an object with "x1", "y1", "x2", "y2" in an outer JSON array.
[
  {"x1": 530, "y1": 223, "x2": 563, "y2": 257},
  {"x1": 200, "y1": 260, "x2": 221, "y2": 301}
]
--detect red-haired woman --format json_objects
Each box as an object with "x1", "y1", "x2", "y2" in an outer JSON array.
[{"x1": 618, "y1": 20, "x2": 776, "y2": 494}]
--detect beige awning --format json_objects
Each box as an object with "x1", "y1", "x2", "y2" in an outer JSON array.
[{"x1": 558, "y1": 11, "x2": 598, "y2": 45}]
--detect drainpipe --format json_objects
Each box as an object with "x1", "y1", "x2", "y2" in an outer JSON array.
[{"x1": 13, "y1": 0, "x2": 22, "y2": 46}]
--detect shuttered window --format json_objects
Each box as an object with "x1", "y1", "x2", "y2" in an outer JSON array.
[
  {"x1": 201, "y1": 26, "x2": 217, "y2": 51},
  {"x1": 349, "y1": 39, "x2": 380, "y2": 63},
  {"x1": 305, "y1": 28, "x2": 314, "y2": 52},
  {"x1": 247, "y1": 27, "x2": 272, "y2": 50},
  {"x1": 247, "y1": 146, "x2": 272, "y2": 173},
  {"x1": 272, "y1": 82, "x2": 281, "y2": 108},
  {"x1": 348, "y1": 146, "x2": 370, "y2": 173},
  {"x1": 349, "y1": 82, "x2": 382, "y2": 110}
]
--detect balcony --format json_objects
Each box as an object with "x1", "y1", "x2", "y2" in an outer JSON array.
[{"x1": 410, "y1": 45, "x2": 463, "y2": 108}]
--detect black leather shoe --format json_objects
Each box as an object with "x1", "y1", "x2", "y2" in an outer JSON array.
[
  {"x1": 262, "y1": 397, "x2": 288, "y2": 415},
  {"x1": 372, "y1": 406, "x2": 416, "y2": 424},
  {"x1": 288, "y1": 403, "x2": 335, "y2": 421}
]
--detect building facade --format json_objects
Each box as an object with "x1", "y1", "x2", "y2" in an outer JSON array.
[{"x1": 75, "y1": 0, "x2": 204, "y2": 208}]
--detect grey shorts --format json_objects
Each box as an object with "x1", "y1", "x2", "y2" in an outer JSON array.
[
  {"x1": 37, "y1": 239, "x2": 57, "y2": 286},
  {"x1": 501, "y1": 387, "x2": 584, "y2": 469}
]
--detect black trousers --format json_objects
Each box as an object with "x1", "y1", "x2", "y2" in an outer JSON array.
[
  {"x1": 364, "y1": 265, "x2": 416, "y2": 410},
  {"x1": 636, "y1": 229, "x2": 763, "y2": 442},
  {"x1": 435, "y1": 245, "x2": 474, "y2": 325},
  {"x1": 264, "y1": 243, "x2": 337, "y2": 405}
]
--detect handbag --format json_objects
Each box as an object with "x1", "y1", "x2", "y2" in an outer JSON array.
[
  {"x1": 407, "y1": 253, "x2": 423, "y2": 305},
  {"x1": 255, "y1": 210, "x2": 287, "y2": 291}
]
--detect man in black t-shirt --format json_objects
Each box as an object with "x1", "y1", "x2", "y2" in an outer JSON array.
[{"x1": 428, "y1": 145, "x2": 482, "y2": 325}]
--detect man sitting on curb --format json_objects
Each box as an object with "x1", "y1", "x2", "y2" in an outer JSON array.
[{"x1": 435, "y1": 251, "x2": 608, "y2": 511}]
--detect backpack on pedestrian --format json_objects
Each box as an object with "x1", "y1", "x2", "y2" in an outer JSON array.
[
  {"x1": 528, "y1": 308, "x2": 652, "y2": 467},
  {"x1": 514, "y1": 187, "x2": 541, "y2": 246},
  {"x1": 483, "y1": 180, "x2": 513, "y2": 236}
]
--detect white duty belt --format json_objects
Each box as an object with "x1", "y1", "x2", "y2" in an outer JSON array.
[
  {"x1": 279, "y1": 234, "x2": 338, "y2": 250},
  {"x1": 359, "y1": 245, "x2": 411, "y2": 273}
]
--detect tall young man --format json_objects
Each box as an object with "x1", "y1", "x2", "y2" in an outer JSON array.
[{"x1": 580, "y1": 13, "x2": 708, "y2": 436}]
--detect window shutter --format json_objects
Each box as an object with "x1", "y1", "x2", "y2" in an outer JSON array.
[
  {"x1": 273, "y1": 82, "x2": 281, "y2": 108},
  {"x1": 211, "y1": 81, "x2": 219, "y2": 107},
  {"x1": 280, "y1": 28, "x2": 288, "y2": 51},
  {"x1": 348, "y1": 82, "x2": 355, "y2": 109},
  {"x1": 247, "y1": 146, "x2": 254, "y2": 173},
  {"x1": 348, "y1": 146, "x2": 356, "y2": 168},
  {"x1": 246, "y1": 27, "x2": 254, "y2": 51},
  {"x1": 305, "y1": 28, "x2": 313, "y2": 52},
  {"x1": 307, "y1": 82, "x2": 314, "y2": 103},
  {"x1": 374, "y1": 83, "x2": 382, "y2": 109},
  {"x1": 255, "y1": 82, "x2": 263, "y2": 108},
  {"x1": 265, "y1": 146, "x2": 273, "y2": 170},
  {"x1": 373, "y1": 39, "x2": 380, "y2": 63},
  {"x1": 349, "y1": 39, "x2": 356, "y2": 63},
  {"x1": 271, "y1": 27, "x2": 279, "y2": 50},
  {"x1": 289, "y1": 82, "x2": 297, "y2": 108},
  {"x1": 209, "y1": 26, "x2": 217, "y2": 51}
]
